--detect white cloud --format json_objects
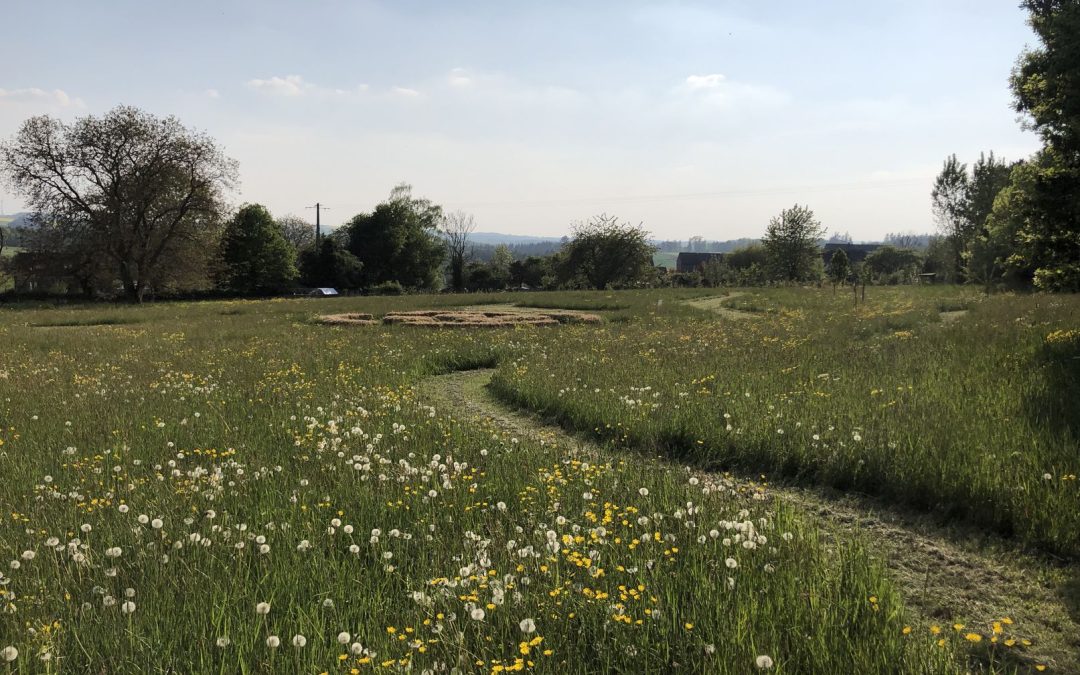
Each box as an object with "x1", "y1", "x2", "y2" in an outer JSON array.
[
  {"x1": 448, "y1": 68, "x2": 472, "y2": 87},
  {"x1": 391, "y1": 86, "x2": 421, "y2": 98},
  {"x1": 204, "y1": 88, "x2": 220, "y2": 99},
  {"x1": 677, "y1": 74, "x2": 788, "y2": 109},
  {"x1": 685, "y1": 74, "x2": 726, "y2": 90},
  {"x1": 246, "y1": 75, "x2": 311, "y2": 96},
  {"x1": 0, "y1": 87, "x2": 84, "y2": 108}
]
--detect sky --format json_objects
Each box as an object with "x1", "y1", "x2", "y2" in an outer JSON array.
[{"x1": 0, "y1": 0, "x2": 1043, "y2": 241}]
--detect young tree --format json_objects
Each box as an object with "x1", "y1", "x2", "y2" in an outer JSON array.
[
  {"x1": 441, "y1": 210, "x2": 475, "y2": 292},
  {"x1": 931, "y1": 154, "x2": 971, "y2": 279},
  {"x1": 342, "y1": 184, "x2": 446, "y2": 290},
  {"x1": 0, "y1": 106, "x2": 237, "y2": 301},
  {"x1": 763, "y1": 204, "x2": 825, "y2": 283},
  {"x1": 827, "y1": 248, "x2": 851, "y2": 289},
  {"x1": 489, "y1": 244, "x2": 513, "y2": 288},
  {"x1": 217, "y1": 204, "x2": 298, "y2": 295},
  {"x1": 556, "y1": 214, "x2": 656, "y2": 289}
]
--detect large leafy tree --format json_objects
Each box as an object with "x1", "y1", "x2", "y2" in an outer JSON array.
[
  {"x1": 556, "y1": 214, "x2": 656, "y2": 289},
  {"x1": 1001, "y1": 0, "x2": 1080, "y2": 290},
  {"x1": 931, "y1": 153, "x2": 1014, "y2": 283},
  {"x1": 342, "y1": 184, "x2": 446, "y2": 290},
  {"x1": 762, "y1": 204, "x2": 824, "y2": 282},
  {"x1": 217, "y1": 204, "x2": 298, "y2": 294},
  {"x1": 0, "y1": 105, "x2": 236, "y2": 301}
]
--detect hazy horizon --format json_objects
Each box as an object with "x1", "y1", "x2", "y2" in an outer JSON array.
[{"x1": 0, "y1": 0, "x2": 1042, "y2": 241}]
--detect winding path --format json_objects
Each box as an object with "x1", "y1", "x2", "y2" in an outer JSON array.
[{"x1": 422, "y1": 368, "x2": 1080, "y2": 672}]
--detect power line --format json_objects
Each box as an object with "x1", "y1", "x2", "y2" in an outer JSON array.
[
  {"x1": 442, "y1": 178, "x2": 928, "y2": 210},
  {"x1": 306, "y1": 203, "x2": 330, "y2": 245}
]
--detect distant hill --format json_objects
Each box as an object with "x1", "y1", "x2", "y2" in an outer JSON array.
[
  {"x1": 0, "y1": 213, "x2": 33, "y2": 228},
  {"x1": 470, "y1": 232, "x2": 563, "y2": 246}
]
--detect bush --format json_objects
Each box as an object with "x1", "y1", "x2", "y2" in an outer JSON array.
[{"x1": 369, "y1": 280, "x2": 404, "y2": 296}]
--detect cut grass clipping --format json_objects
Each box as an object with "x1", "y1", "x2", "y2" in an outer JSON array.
[{"x1": 320, "y1": 309, "x2": 602, "y2": 328}]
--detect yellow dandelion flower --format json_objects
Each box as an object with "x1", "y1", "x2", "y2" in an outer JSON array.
[{"x1": 965, "y1": 633, "x2": 983, "y2": 643}]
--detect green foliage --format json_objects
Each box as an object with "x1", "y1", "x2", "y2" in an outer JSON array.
[
  {"x1": 931, "y1": 154, "x2": 1014, "y2": 284},
  {"x1": 556, "y1": 214, "x2": 656, "y2": 289},
  {"x1": 342, "y1": 184, "x2": 446, "y2": 290},
  {"x1": 864, "y1": 246, "x2": 922, "y2": 284},
  {"x1": 1002, "y1": 1, "x2": 1080, "y2": 290},
  {"x1": 217, "y1": 204, "x2": 298, "y2": 294},
  {"x1": 298, "y1": 237, "x2": 363, "y2": 290},
  {"x1": 509, "y1": 256, "x2": 553, "y2": 289},
  {"x1": 827, "y1": 248, "x2": 851, "y2": 285},
  {"x1": 762, "y1": 204, "x2": 824, "y2": 282},
  {"x1": 369, "y1": 279, "x2": 404, "y2": 295},
  {"x1": 489, "y1": 244, "x2": 513, "y2": 288}
]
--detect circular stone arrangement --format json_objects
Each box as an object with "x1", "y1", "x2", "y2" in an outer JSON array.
[{"x1": 320, "y1": 309, "x2": 602, "y2": 328}]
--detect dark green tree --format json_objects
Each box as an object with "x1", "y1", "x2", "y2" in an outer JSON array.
[
  {"x1": 218, "y1": 204, "x2": 298, "y2": 294},
  {"x1": 509, "y1": 256, "x2": 553, "y2": 289},
  {"x1": 342, "y1": 184, "x2": 446, "y2": 290},
  {"x1": 1003, "y1": 0, "x2": 1080, "y2": 291},
  {"x1": 827, "y1": 248, "x2": 851, "y2": 288},
  {"x1": 298, "y1": 237, "x2": 363, "y2": 290},
  {"x1": 556, "y1": 214, "x2": 656, "y2": 289},
  {"x1": 763, "y1": 204, "x2": 824, "y2": 282}
]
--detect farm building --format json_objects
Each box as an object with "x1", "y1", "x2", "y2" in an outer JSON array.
[
  {"x1": 821, "y1": 243, "x2": 880, "y2": 265},
  {"x1": 676, "y1": 252, "x2": 725, "y2": 273}
]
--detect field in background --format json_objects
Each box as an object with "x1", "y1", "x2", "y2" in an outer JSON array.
[{"x1": 0, "y1": 286, "x2": 1073, "y2": 672}]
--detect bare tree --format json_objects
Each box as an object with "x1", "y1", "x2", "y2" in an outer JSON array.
[
  {"x1": 0, "y1": 105, "x2": 237, "y2": 301},
  {"x1": 441, "y1": 210, "x2": 475, "y2": 291},
  {"x1": 276, "y1": 214, "x2": 316, "y2": 252}
]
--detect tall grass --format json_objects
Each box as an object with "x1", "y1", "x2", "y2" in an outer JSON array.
[
  {"x1": 489, "y1": 287, "x2": 1080, "y2": 558},
  {"x1": 0, "y1": 293, "x2": 967, "y2": 672}
]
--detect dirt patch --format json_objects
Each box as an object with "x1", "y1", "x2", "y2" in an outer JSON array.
[
  {"x1": 321, "y1": 308, "x2": 602, "y2": 328},
  {"x1": 684, "y1": 292, "x2": 760, "y2": 320},
  {"x1": 421, "y1": 368, "x2": 1080, "y2": 672}
]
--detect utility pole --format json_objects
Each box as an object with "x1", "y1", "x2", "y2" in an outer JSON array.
[{"x1": 307, "y1": 203, "x2": 330, "y2": 246}]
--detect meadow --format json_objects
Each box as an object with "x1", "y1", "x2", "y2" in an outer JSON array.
[{"x1": 0, "y1": 287, "x2": 1072, "y2": 673}]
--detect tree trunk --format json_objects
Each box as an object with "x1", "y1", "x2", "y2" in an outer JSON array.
[{"x1": 119, "y1": 262, "x2": 141, "y2": 303}]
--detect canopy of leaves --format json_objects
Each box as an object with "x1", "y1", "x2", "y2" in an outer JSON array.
[
  {"x1": 1004, "y1": 1, "x2": 1080, "y2": 291},
  {"x1": 762, "y1": 204, "x2": 824, "y2": 282},
  {"x1": 342, "y1": 184, "x2": 445, "y2": 290},
  {"x1": 556, "y1": 214, "x2": 656, "y2": 289},
  {"x1": 217, "y1": 204, "x2": 298, "y2": 294},
  {"x1": 827, "y1": 247, "x2": 851, "y2": 284}
]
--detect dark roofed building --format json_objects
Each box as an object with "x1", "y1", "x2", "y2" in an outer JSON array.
[
  {"x1": 676, "y1": 252, "x2": 725, "y2": 273},
  {"x1": 822, "y1": 243, "x2": 880, "y2": 265}
]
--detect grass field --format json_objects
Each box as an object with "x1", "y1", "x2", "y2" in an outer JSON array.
[{"x1": 0, "y1": 288, "x2": 1073, "y2": 673}]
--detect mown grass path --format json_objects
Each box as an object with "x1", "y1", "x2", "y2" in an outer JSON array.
[{"x1": 423, "y1": 368, "x2": 1080, "y2": 673}]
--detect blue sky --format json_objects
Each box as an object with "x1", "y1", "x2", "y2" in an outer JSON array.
[{"x1": 0, "y1": 0, "x2": 1042, "y2": 240}]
